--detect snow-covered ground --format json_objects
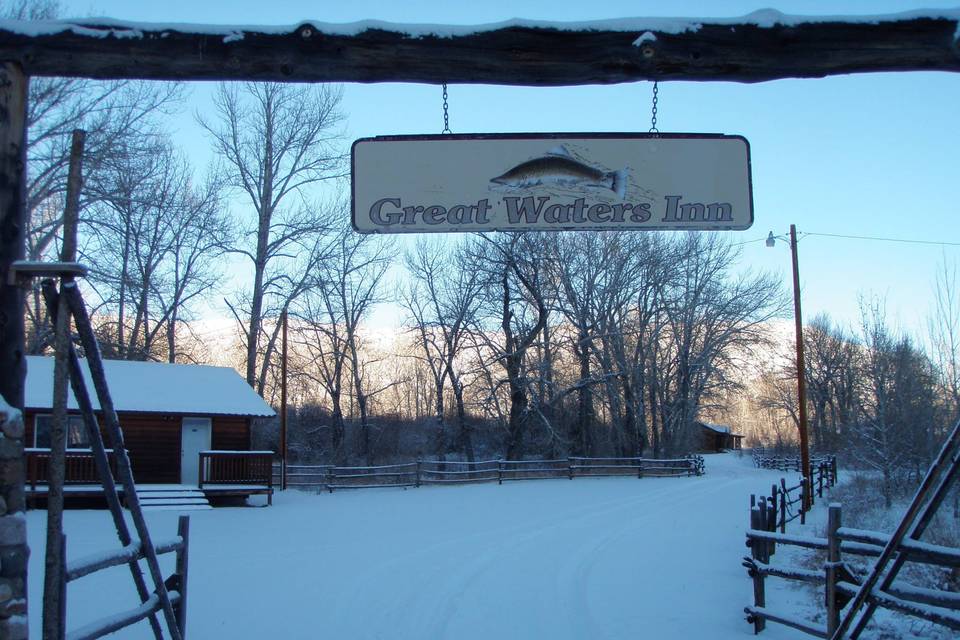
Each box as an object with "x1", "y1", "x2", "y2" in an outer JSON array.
[{"x1": 28, "y1": 453, "x2": 820, "y2": 639}]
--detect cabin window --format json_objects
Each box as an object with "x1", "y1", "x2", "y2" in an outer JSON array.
[{"x1": 34, "y1": 415, "x2": 92, "y2": 449}]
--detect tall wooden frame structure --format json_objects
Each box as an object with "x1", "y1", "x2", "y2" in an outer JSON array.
[{"x1": 0, "y1": 10, "x2": 958, "y2": 639}]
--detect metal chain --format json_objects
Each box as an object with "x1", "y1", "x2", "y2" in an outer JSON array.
[
  {"x1": 441, "y1": 83, "x2": 452, "y2": 134},
  {"x1": 649, "y1": 80, "x2": 660, "y2": 134}
]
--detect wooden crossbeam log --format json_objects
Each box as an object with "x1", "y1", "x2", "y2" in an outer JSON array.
[
  {"x1": 0, "y1": 11, "x2": 957, "y2": 85},
  {"x1": 6, "y1": 260, "x2": 87, "y2": 285}
]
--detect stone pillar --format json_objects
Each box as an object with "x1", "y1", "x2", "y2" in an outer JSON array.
[{"x1": 0, "y1": 401, "x2": 28, "y2": 640}]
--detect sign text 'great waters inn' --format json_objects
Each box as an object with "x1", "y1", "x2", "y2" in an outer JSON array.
[{"x1": 351, "y1": 134, "x2": 752, "y2": 233}]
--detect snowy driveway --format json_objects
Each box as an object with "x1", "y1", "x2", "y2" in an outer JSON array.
[{"x1": 28, "y1": 454, "x2": 813, "y2": 639}]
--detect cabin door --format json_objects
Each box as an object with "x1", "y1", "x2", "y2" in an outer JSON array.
[{"x1": 181, "y1": 417, "x2": 212, "y2": 486}]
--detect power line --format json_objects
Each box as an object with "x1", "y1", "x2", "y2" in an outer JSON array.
[{"x1": 801, "y1": 231, "x2": 960, "y2": 247}]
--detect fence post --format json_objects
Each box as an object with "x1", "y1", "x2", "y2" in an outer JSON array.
[
  {"x1": 800, "y1": 478, "x2": 807, "y2": 525},
  {"x1": 58, "y1": 533, "x2": 66, "y2": 640},
  {"x1": 568, "y1": 457, "x2": 574, "y2": 480},
  {"x1": 415, "y1": 459, "x2": 422, "y2": 488},
  {"x1": 832, "y1": 456, "x2": 838, "y2": 486},
  {"x1": 758, "y1": 498, "x2": 770, "y2": 562},
  {"x1": 825, "y1": 504, "x2": 841, "y2": 638},
  {"x1": 327, "y1": 466, "x2": 334, "y2": 494},
  {"x1": 770, "y1": 483, "x2": 779, "y2": 535},
  {"x1": 779, "y1": 478, "x2": 787, "y2": 534},
  {"x1": 175, "y1": 515, "x2": 190, "y2": 639},
  {"x1": 809, "y1": 469, "x2": 816, "y2": 508},
  {"x1": 497, "y1": 460, "x2": 503, "y2": 485},
  {"x1": 638, "y1": 458, "x2": 644, "y2": 479},
  {"x1": 749, "y1": 506, "x2": 766, "y2": 633},
  {"x1": 817, "y1": 464, "x2": 824, "y2": 498}
]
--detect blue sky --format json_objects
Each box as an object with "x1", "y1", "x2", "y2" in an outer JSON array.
[{"x1": 57, "y1": 0, "x2": 960, "y2": 338}]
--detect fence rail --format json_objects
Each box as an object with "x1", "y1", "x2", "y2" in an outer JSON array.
[
  {"x1": 752, "y1": 449, "x2": 838, "y2": 479},
  {"x1": 275, "y1": 455, "x2": 706, "y2": 493},
  {"x1": 62, "y1": 515, "x2": 190, "y2": 640},
  {"x1": 744, "y1": 503, "x2": 960, "y2": 636}
]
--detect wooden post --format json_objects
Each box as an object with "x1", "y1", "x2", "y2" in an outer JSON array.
[
  {"x1": 788, "y1": 225, "x2": 813, "y2": 509},
  {"x1": 638, "y1": 459, "x2": 644, "y2": 479},
  {"x1": 415, "y1": 459, "x2": 421, "y2": 488},
  {"x1": 175, "y1": 516, "x2": 190, "y2": 638},
  {"x1": 57, "y1": 534, "x2": 66, "y2": 640},
  {"x1": 497, "y1": 460, "x2": 503, "y2": 485},
  {"x1": 44, "y1": 128, "x2": 84, "y2": 640},
  {"x1": 568, "y1": 457, "x2": 574, "y2": 480},
  {"x1": 825, "y1": 504, "x2": 842, "y2": 637},
  {"x1": 758, "y1": 499, "x2": 770, "y2": 562},
  {"x1": 800, "y1": 478, "x2": 808, "y2": 525},
  {"x1": 0, "y1": 61, "x2": 29, "y2": 640},
  {"x1": 779, "y1": 478, "x2": 788, "y2": 533},
  {"x1": 771, "y1": 483, "x2": 780, "y2": 534},
  {"x1": 749, "y1": 506, "x2": 766, "y2": 633},
  {"x1": 280, "y1": 310, "x2": 288, "y2": 491}
]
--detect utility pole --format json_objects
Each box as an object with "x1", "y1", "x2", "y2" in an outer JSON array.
[{"x1": 789, "y1": 224, "x2": 812, "y2": 509}]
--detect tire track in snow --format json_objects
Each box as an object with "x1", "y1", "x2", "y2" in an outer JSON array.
[
  {"x1": 557, "y1": 475, "x2": 745, "y2": 639},
  {"x1": 326, "y1": 479, "x2": 703, "y2": 639},
  {"x1": 397, "y1": 479, "x2": 710, "y2": 639}
]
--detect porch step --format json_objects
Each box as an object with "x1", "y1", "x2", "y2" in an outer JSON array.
[{"x1": 136, "y1": 487, "x2": 212, "y2": 511}]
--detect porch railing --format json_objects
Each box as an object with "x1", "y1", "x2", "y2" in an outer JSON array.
[
  {"x1": 198, "y1": 450, "x2": 274, "y2": 489},
  {"x1": 26, "y1": 447, "x2": 118, "y2": 491}
]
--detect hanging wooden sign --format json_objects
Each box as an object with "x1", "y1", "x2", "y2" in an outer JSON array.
[{"x1": 351, "y1": 133, "x2": 752, "y2": 233}]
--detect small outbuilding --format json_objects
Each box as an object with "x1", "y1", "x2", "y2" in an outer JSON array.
[
  {"x1": 23, "y1": 355, "x2": 276, "y2": 505},
  {"x1": 696, "y1": 421, "x2": 744, "y2": 453}
]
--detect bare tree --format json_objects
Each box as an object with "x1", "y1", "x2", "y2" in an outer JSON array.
[
  {"x1": 930, "y1": 258, "x2": 960, "y2": 423},
  {"x1": 292, "y1": 228, "x2": 393, "y2": 463},
  {"x1": 856, "y1": 300, "x2": 909, "y2": 505},
  {"x1": 80, "y1": 137, "x2": 230, "y2": 361},
  {"x1": 199, "y1": 81, "x2": 345, "y2": 390},
  {"x1": 14, "y1": 0, "x2": 184, "y2": 352},
  {"x1": 472, "y1": 233, "x2": 548, "y2": 460},
  {"x1": 290, "y1": 293, "x2": 350, "y2": 462},
  {"x1": 402, "y1": 238, "x2": 483, "y2": 462},
  {"x1": 801, "y1": 314, "x2": 861, "y2": 450},
  {"x1": 594, "y1": 233, "x2": 672, "y2": 456},
  {"x1": 654, "y1": 233, "x2": 785, "y2": 455}
]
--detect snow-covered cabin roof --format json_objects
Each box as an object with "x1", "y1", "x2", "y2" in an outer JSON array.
[
  {"x1": 25, "y1": 356, "x2": 275, "y2": 417},
  {"x1": 698, "y1": 421, "x2": 743, "y2": 437}
]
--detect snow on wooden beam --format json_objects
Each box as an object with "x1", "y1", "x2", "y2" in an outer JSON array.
[{"x1": 0, "y1": 10, "x2": 958, "y2": 85}]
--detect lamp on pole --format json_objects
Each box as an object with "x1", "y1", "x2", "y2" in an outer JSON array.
[{"x1": 767, "y1": 224, "x2": 812, "y2": 509}]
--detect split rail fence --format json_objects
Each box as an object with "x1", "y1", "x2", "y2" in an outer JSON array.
[
  {"x1": 744, "y1": 501, "x2": 960, "y2": 637},
  {"x1": 745, "y1": 420, "x2": 960, "y2": 639},
  {"x1": 751, "y1": 458, "x2": 838, "y2": 534},
  {"x1": 273, "y1": 455, "x2": 705, "y2": 493},
  {"x1": 60, "y1": 515, "x2": 190, "y2": 640}
]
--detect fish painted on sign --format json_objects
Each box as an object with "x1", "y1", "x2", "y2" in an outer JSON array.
[{"x1": 490, "y1": 147, "x2": 628, "y2": 198}]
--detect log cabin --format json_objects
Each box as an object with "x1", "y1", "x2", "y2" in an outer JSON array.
[
  {"x1": 23, "y1": 355, "x2": 276, "y2": 507},
  {"x1": 697, "y1": 421, "x2": 744, "y2": 453}
]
